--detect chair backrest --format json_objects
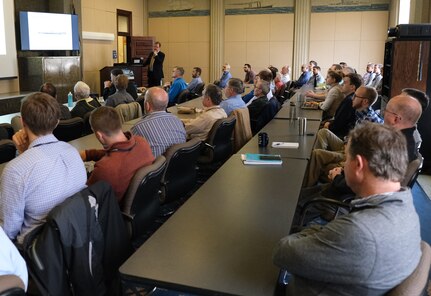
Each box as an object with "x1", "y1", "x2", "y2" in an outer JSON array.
[
  {"x1": 200, "y1": 115, "x2": 236, "y2": 164},
  {"x1": 0, "y1": 140, "x2": 16, "y2": 164},
  {"x1": 82, "y1": 112, "x2": 93, "y2": 136},
  {"x1": 0, "y1": 275, "x2": 25, "y2": 296},
  {"x1": 387, "y1": 241, "x2": 431, "y2": 296},
  {"x1": 121, "y1": 156, "x2": 166, "y2": 239},
  {"x1": 0, "y1": 123, "x2": 14, "y2": 140},
  {"x1": 401, "y1": 152, "x2": 423, "y2": 188},
  {"x1": 53, "y1": 117, "x2": 84, "y2": 142},
  {"x1": 250, "y1": 98, "x2": 280, "y2": 135},
  {"x1": 114, "y1": 102, "x2": 142, "y2": 123},
  {"x1": 177, "y1": 89, "x2": 190, "y2": 104},
  {"x1": 232, "y1": 108, "x2": 252, "y2": 153},
  {"x1": 192, "y1": 83, "x2": 205, "y2": 97},
  {"x1": 10, "y1": 116, "x2": 22, "y2": 134},
  {"x1": 161, "y1": 138, "x2": 202, "y2": 203}
]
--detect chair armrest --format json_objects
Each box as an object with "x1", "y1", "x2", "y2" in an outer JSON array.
[{"x1": 121, "y1": 212, "x2": 134, "y2": 222}]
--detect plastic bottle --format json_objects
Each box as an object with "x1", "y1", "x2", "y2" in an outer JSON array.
[{"x1": 67, "y1": 92, "x2": 73, "y2": 107}]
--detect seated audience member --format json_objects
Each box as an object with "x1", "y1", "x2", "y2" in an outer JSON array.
[
  {"x1": 247, "y1": 80, "x2": 270, "y2": 122},
  {"x1": 306, "y1": 66, "x2": 324, "y2": 88},
  {"x1": 167, "y1": 66, "x2": 188, "y2": 106},
  {"x1": 274, "y1": 122, "x2": 422, "y2": 295},
  {"x1": 243, "y1": 64, "x2": 256, "y2": 84},
  {"x1": 268, "y1": 66, "x2": 278, "y2": 94},
  {"x1": 220, "y1": 78, "x2": 246, "y2": 115},
  {"x1": 280, "y1": 65, "x2": 291, "y2": 84},
  {"x1": 187, "y1": 67, "x2": 203, "y2": 94},
  {"x1": 0, "y1": 92, "x2": 87, "y2": 244},
  {"x1": 322, "y1": 73, "x2": 363, "y2": 139},
  {"x1": 40, "y1": 82, "x2": 71, "y2": 120},
  {"x1": 300, "y1": 92, "x2": 424, "y2": 210},
  {"x1": 274, "y1": 72, "x2": 285, "y2": 96},
  {"x1": 305, "y1": 70, "x2": 344, "y2": 119},
  {"x1": 184, "y1": 84, "x2": 227, "y2": 141},
  {"x1": 70, "y1": 81, "x2": 101, "y2": 119},
  {"x1": 329, "y1": 63, "x2": 343, "y2": 72},
  {"x1": 103, "y1": 68, "x2": 138, "y2": 100},
  {"x1": 304, "y1": 86, "x2": 383, "y2": 187},
  {"x1": 244, "y1": 70, "x2": 274, "y2": 105},
  {"x1": 214, "y1": 63, "x2": 232, "y2": 89},
  {"x1": 131, "y1": 87, "x2": 186, "y2": 157},
  {"x1": 290, "y1": 64, "x2": 311, "y2": 90},
  {"x1": 339, "y1": 61, "x2": 347, "y2": 68},
  {"x1": 363, "y1": 63, "x2": 375, "y2": 86},
  {"x1": 341, "y1": 66, "x2": 356, "y2": 77},
  {"x1": 105, "y1": 74, "x2": 135, "y2": 107},
  {"x1": 81, "y1": 106, "x2": 154, "y2": 202},
  {"x1": 370, "y1": 63, "x2": 383, "y2": 89},
  {"x1": 0, "y1": 226, "x2": 28, "y2": 291}
]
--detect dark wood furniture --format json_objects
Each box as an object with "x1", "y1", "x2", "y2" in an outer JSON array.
[{"x1": 382, "y1": 36, "x2": 431, "y2": 172}]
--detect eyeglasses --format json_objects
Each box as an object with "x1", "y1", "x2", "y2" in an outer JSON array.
[{"x1": 353, "y1": 94, "x2": 368, "y2": 100}]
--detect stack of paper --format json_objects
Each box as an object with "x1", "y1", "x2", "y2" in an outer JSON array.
[{"x1": 271, "y1": 142, "x2": 299, "y2": 149}]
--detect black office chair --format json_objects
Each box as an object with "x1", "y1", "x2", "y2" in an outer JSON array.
[
  {"x1": 401, "y1": 152, "x2": 423, "y2": 188},
  {"x1": 161, "y1": 138, "x2": 202, "y2": 205},
  {"x1": 0, "y1": 140, "x2": 16, "y2": 164},
  {"x1": 82, "y1": 112, "x2": 93, "y2": 136},
  {"x1": 177, "y1": 89, "x2": 190, "y2": 104},
  {"x1": 53, "y1": 117, "x2": 84, "y2": 142},
  {"x1": 121, "y1": 156, "x2": 166, "y2": 241},
  {"x1": 198, "y1": 115, "x2": 236, "y2": 165},
  {"x1": 0, "y1": 123, "x2": 14, "y2": 140},
  {"x1": 189, "y1": 83, "x2": 205, "y2": 99},
  {"x1": 250, "y1": 98, "x2": 281, "y2": 135}
]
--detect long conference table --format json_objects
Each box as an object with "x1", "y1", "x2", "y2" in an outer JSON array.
[
  {"x1": 118, "y1": 99, "x2": 323, "y2": 295},
  {"x1": 0, "y1": 97, "x2": 322, "y2": 295}
]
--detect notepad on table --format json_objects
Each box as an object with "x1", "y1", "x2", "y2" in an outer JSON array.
[
  {"x1": 241, "y1": 153, "x2": 282, "y2": 165},
  {"x1": 272, "y1": 142, "x2": 299, "y2": 149}
]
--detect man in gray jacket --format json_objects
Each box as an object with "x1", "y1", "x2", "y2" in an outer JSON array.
[{"x1": 273, "y1": 122, "x2": 422, "y2": 295}]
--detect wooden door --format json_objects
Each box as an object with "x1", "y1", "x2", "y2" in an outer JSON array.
[{"x1": 391, "y1": 40, "x2": 430, "y2": 98}]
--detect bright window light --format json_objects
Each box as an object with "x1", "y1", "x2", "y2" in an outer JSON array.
[{"x1": 398, "y1": 0, "x2": 410, "y2": 24}]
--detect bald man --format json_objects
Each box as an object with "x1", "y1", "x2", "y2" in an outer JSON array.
[
  {"x1": 131, "y1": 87, "x2": 186, "y2": 157},
  {"x1": 383, "y1": 94, "x2": 422, "y2": 162}
]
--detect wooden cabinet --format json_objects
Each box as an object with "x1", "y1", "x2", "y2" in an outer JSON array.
[{"x1": 383, "y1": 38, "x2": 431, "y2": 172}]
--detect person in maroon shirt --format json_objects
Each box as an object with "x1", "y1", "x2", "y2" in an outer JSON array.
[{"x1": 80, "y1": 106, "x2": 155, "y2": 202}]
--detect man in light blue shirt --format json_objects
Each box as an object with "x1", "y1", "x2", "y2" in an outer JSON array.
[
  {"x1": 215, "y1": 63, "x2": 232, "y2": 89},
  {"x1": 220, "y1": 78, "x2": 246, "y2": 116},
  {"x1": 167, "y1": 66, "x2": 188, "y2": 105},
  {"x1": 0, "y1": 92, "x2": 87, "y2": 244},
  {"x1": 187, "y1": 67, "x2": 203, "y2": 93}
]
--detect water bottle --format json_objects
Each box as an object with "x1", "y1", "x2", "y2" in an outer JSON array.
[{"x1": 67, "y1": 92, "x2": 73, "y2": 108}]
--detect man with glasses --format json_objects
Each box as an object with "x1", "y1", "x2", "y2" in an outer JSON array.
[{"x1": 304, "y1": 86, "x2": 383, "y2": 187}]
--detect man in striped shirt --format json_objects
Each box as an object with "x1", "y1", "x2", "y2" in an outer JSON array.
[{"x1": 131, "y1": 87, "x2": 186, "y2": 157}]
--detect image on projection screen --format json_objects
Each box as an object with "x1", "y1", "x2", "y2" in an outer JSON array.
[{"x1": 27, "y1": 12, "x2": 73, "y2": 50}]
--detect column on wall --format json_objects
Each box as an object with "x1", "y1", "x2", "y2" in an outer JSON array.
[
  {"x1": 292, "y1": 0, "x2": 311, "y2": 79},
  {"x1": 210, "y1": 0, "x2": 224, "y2": 84}
]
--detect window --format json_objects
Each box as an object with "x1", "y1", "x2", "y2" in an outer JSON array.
[{"x1": 117, "y1": 10, "x2": 132, "y2": 63}]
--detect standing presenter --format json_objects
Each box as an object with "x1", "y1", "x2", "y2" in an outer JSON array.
[{"x1": 143, "y1": 41, "x2": 165, "y2": 87}]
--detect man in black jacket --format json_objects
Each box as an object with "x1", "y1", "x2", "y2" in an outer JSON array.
[{"x1": 143, "y1": 41, "x2": 165, "y2": 87}]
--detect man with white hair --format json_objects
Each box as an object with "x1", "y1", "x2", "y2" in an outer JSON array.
[{"x1": 70, "y1": 81, "x2": 101, "y2": 118}]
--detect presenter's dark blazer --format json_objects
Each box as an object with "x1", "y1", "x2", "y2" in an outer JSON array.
[{"x1": 143, "y1": 51, "x2": 165, "y2": 87}]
